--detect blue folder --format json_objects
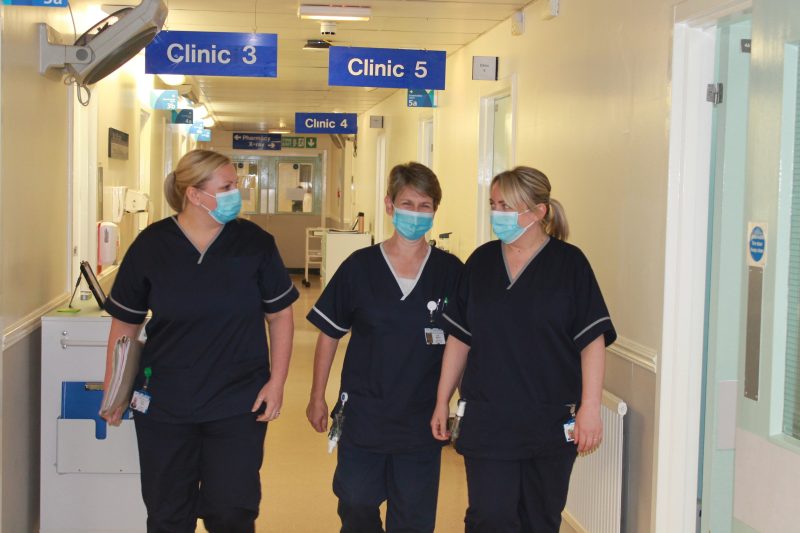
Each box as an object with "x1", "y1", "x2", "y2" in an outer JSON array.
[{"x1": 60, "y1": 381, "x2": 132, "y2": 439}]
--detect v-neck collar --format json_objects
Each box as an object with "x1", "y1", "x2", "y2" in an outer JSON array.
[
  {"x1": 501, "y1": 236, "x2": 550, "y2": 289},
  {"x1": 171, "y1": 216, "x2": 225, "y2": 265},
  {"x1": 379, "y1": 242, "x2": 432, "y2": 301}
]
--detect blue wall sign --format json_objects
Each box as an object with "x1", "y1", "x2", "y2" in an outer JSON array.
[
  {"x1": 171, "y1": 109, "x2": 194, "y2": 125},
  {"x1": 233, "y1": 132, "x2": 281, "y2": 151},
  {"x1": 2, "y1": 0, "x2": 67, "y2": 6},
  {"x1": 150, "y1": 90, "x2": 179, "y2": 110},
  {"x1": 295, "y1": 113, "x2": 357, "y2": 134},
  {"x1": 329, "y1": 47, "x2": 446, "y2": 90},
  {"x1": 407, "y1": 89, "x2": 437, "y2": 108},
  {"x1": 749, "y1": 225, "x2": 765, "y2": 264},
  {"x1": 198, "y1": 129, "x2": 212, "y2": 142},
  {"x1": 189, "y1": 122, "x2": 204, "y2": 135},
  {"x1": 146, "y1": 31, "x2": 277, "y2": 78}
]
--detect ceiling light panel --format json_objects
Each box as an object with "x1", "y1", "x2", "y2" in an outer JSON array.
[{"x1": 297, "y1": 5, "x2": 371, "y2": 22}]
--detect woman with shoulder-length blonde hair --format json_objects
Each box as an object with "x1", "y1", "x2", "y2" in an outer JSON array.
[
  {"x1": 431, "y1": 166, "x2": 616, "y2": 533},
  {"x1": 101, "y1": 149, "x2": 298, "y2": 533}
]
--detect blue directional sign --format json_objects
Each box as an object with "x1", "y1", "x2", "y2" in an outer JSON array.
[
  {"x1": 329, "y1": 47, "x2": 446, "y2": 90},
  {"x1": 295, "y1": 113, "x2": 357, "y2": 134},
  {"x1": 198, "y1": 129, "x2": 212, "y2": 142},
  {"x1": 146, "y1": 31, "x2": 277, "y2": 78},
  {"x1": 150, "y1": 90, "x2": 179, "y2": 110},
  {"x1": 233, "y1": 132, "x2": 281, "y2": 151},
  {"x1": 171, "y1": 109, "x2": 194, "y2": 125},
  {"x1": 189, "y1": 122, "x2": 205, "y2": 135},
  {"x1": 2, "y1": 0, "x2": 67, "y2": 6}
]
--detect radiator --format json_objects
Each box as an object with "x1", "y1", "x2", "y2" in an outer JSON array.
[{"x1": 563, "y1": 390, "x2": 627, "y2": 533}]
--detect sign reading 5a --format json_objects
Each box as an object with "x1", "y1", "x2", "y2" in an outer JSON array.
[
  {"x1": 2, "y1": 0, "x2": 68, "y2": 6},
  {"x1": 296, "y1": 113, "x2": 357, "y2": 134}
]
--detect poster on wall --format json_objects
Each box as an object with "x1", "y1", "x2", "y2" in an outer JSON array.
[{"x1": 108, "y1": 128, "x2": 129, "y2": 160}]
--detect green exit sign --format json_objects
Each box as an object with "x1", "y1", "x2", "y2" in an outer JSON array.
[{"x1": 282, "y1": 136, "x2": 317, "y2": 149}]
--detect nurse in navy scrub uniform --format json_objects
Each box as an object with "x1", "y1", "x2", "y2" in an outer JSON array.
[
  {"x1": 306, "y1": 162, "x2": 463, "y2": 533},
  {"x1": 101, "y1": 149, "x2": 298, "y2": 533},
  {"x1": 431, "y1": 166, "x2": 616, "y2": 533}
]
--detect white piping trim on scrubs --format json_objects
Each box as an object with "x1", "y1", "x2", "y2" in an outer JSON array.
[
  {"x1": 502, "y1": 236, "x2": 550, "y2": 290},
  {"x1": 573, "y1": 316, "x2": 611, "y2": 342},
  {"x1": 443, "y1": 313, "x2": 471, "y2": 337},
  {"x1": 170, "y1": 216, "x2": 225, "y2": 265},
  {"x1": 264, "y1": 284, "x2": 295, "y2": 304},
  {"x1": 311, "y1": 306, "x2": 349, "y2": 333},
  {"x1": 108, "y1": 295, "x2": 148, "y2": 315},
  {"x1": 379, "y1": 242, "x2": 431, "y2": 301}
]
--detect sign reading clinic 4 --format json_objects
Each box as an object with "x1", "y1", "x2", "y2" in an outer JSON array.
[
  {"x1": 295, "y1": 113, "x2": 357, "y2": 134},
  {"x1": 145, "y1": 31, "x2": 277, "y2": 77},
  {"x1": 328, "y1": 47, "x2": 446, "y2": 90}
]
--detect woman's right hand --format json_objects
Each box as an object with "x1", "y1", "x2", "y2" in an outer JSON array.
[
  {"x1": 306, "y1": 398, "x2": 329, "y2": 433},
  {"x1": 100, "y1": 405, "x2": 126, "y2": 427},
  {"x1": 431, "y1": 401, "x2": 451, "y2": 441}
]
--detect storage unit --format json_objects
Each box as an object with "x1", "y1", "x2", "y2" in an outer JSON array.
[
  {"x1": 41, "y1": 305, "x2": 146, "y2": 533},
  {"x1": 321, "y1": 231, "x2": 373, "y2": 287}
]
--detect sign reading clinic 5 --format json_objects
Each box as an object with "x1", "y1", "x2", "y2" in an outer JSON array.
[
  {"x1": 328, "y1": 47, "x2": 446, "y2": 90},
  {"x1": 145, "y1": 31, "x2": 277, "y2": 77},
  {"x1": 295, "y1": 113, "x2": 357, "y2": 134}
]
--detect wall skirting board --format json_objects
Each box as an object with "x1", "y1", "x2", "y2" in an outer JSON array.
[{"x1": 608, "y1": 335, "x2": 658, "y2": 374}]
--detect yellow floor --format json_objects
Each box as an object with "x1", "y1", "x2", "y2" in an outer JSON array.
[{"x1": 251, "y1": 275, "x2": 470, "y2": 532}]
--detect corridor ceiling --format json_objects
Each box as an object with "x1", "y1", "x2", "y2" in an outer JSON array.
[{"x1": 114, "y1": 0, "x2": 532, "y2": 131}]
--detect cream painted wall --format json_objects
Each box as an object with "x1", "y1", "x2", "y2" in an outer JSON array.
[{"x1": 350, "y1": 2, "x2": 676, "y2": 532}]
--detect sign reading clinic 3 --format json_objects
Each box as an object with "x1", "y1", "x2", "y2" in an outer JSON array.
[
  {"x1": 328, "y1": 47, "x2": 446, "y2": 90},
  {"x1": 295, "y1": 113, "x2": 357, "y2": 134},
  {"x1": 145, "y1": 31, "x2": 277, "y2": 77}
]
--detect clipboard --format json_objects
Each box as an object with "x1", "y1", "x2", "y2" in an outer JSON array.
[{"x1": 80, "y1": 260, "x2": 106, "y2": 309}]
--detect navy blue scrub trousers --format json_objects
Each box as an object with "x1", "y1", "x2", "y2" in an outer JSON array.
[
  {"x1": 463, "y1": 446, "x2": 577, "y2": 533},
  {"x1": 333, "y1": 443, "x2": 442, "y2": 533},
  {"x1": 134, "y1": 412, "x2": 268, "y2": 533}
]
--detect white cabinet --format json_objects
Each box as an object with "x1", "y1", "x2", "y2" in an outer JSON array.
[
  {"x1": 41, "y1": 307, "x2": 146, "y2": 533},
  {"x1": 321, "y1": 231, "x2": 373, "y2": 287}
]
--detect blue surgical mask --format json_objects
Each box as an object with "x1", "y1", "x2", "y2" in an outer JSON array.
[
  {"x1": 491, "y1": 209, "x2": 533, "y2": 244},
  {"x1": 393, "y1": 206, "x2": 434, "y2": 241},
  {"x1": 201, "y1": 189, "x2": 242, "y2": 224}
]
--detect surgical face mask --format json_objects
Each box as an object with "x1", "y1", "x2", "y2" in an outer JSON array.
[
  {"x1": 490, "y1": 209, "x2": 533, "y2": 244},
  {"x1": 201, "y1": 189, "x2": 242, "y2": 224},
  {"x1": 392, "y1": 206, "x2": 434, "y2": 241}
]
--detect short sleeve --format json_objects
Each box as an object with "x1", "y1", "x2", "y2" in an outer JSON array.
[
  {"x1": 259, "y1": 239, "x2": 299, "y2": 314},
  {"x1": 306, "y1": 257, "x2": 354, "y2": 339},
  {"x1": 105, "y1": 238, "x2": 150, "y2": 325},
  {"x1": 442, "y1": 256, "x2": 472, "y2": 346},
  {"x1": 571, "y1": 252, "x2": 617, "y2": 351}
]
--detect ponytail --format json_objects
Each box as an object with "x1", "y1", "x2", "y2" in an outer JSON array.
[
  {"x1": 545, "y1": 197, "x2": 569, "y2": 241},
  {"x1": 164, "y1": 172, "x2": 183, "y2": 212}
]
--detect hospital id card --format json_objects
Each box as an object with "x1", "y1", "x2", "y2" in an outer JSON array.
[
  {"x1": 130, "y1": 390, "x2": 151, "y2": 414},
  {"x1": 424, "y1": 328, "x2": 446, "y2": 345},
  {"x1": 563, "y1": 417, "x2": 576, "y2": 442}
]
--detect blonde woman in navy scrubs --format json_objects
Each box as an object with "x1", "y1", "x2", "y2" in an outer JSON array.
[
  {"x1": 101, "y1": 150, "x2": 298, "y2": 533},
  {"x1": 306, "y1": 162, "x2": 463, "y2": 533},
  {"x1": 431, "y1": 166, "x2": 616, "y2": 533}
]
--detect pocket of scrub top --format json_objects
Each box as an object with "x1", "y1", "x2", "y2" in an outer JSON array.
[
  {"x1": 454, "y1": 399, "x2": 506, "y2": 452},
  {"x1": 336, "y1": 392, "x2": 386, "y2": 449}
]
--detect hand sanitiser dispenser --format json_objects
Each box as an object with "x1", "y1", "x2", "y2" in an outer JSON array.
[{"x1": 98, "y1": 222, "x2": 119, "y2": 266}]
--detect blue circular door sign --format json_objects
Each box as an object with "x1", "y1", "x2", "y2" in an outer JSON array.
[{"x1": 749, "y1": 226, "x2": 765, "y2": 263}]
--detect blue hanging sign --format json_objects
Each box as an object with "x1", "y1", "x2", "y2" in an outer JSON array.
[
  {"x1": 145, "y1": 31, "x2": 278, "y2": 78},
  {"x1": 150, "y1": 90, "x2": 179, "y2": 110},
  {"x1": 233, "y1": 132, "x2": 282, "y2": 151},
  {"x1": 407, "y1": 89, "x2": 437, "y2": 108},
  {"x1": 329, "y1": 47, "x2": 446, "y2": 90},
  {"x1": 189, "y1": 122, "x2": 204, "y2": 135},
  {"x1": 295, "y1": 113, "x2": 357, "y2": 134},
  {"x1": 171, "y1": 109, "x2": 194, "y2": 125},
  {"x1": 198, "y1": 129, "x2": 212, "y2": 142},
  {"x1": 2, "y1": 0, "x2": 68, "y2": 6}
]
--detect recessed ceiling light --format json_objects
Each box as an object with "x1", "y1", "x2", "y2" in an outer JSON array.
[
  {"x1": 297, "y1": 5, "x2": 371, "y2": 21},
  {"x1": 303, "y1": 39, "x2": 332, "y2": 51},
  {"x1": 157, "y1": 74, "x2": 186, "y2": 86},
  {"x1": 268, "y1": 128, "x2": 292, "y2": 134}
]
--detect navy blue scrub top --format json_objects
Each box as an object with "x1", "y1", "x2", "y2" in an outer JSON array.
[
  {"x1": 307, "y1": 244, "x2": 463, "y2": 453},
  {"x1": 442, "y1": 238, "x2": 616, "y2": 460},
  {"x1": 105, "y1": 217, "x2": 299, "y2": 424}
]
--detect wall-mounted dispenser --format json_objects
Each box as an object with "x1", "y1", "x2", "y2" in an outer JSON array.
[
  {"x1": 103, "y1": 186, "x2": 127, "y2": 223},
  {"x1": 98, "y1": 222, "x2": 119, "y2": 266}
]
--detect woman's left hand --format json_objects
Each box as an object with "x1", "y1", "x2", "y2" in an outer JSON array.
[
  {"x1": 574, "y1": 403, "x2": 603, "y2": 454},
  {"x1": 252, "y1": 379, "x2": 284, "y2": 422}
]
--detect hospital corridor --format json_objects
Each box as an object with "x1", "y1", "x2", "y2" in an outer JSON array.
[{"x1": 2, "y1": 0, "x2": 800, "y2": 532}]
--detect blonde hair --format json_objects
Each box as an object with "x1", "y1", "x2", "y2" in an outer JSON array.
[
  {"x1": 164, "y1": 149, "x2": 231, "y2": 212},
  {"x1": 386, "y1": 162, "x2": 442, "y2": 210},
  {"x1": 491, "y1": 166, "x2": 569, "y2": 240}
]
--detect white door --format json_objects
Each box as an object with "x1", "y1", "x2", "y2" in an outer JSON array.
[{"x1": 374, "y1": 133, "x2": 387, "y2": 240}]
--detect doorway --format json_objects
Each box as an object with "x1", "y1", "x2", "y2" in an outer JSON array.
[
  {"x1": 374, "y1": 133, "x2": 387, "y2": 240},
  {"x1": 477, "y1": 90, "x2": 514, "y2": 245}
]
